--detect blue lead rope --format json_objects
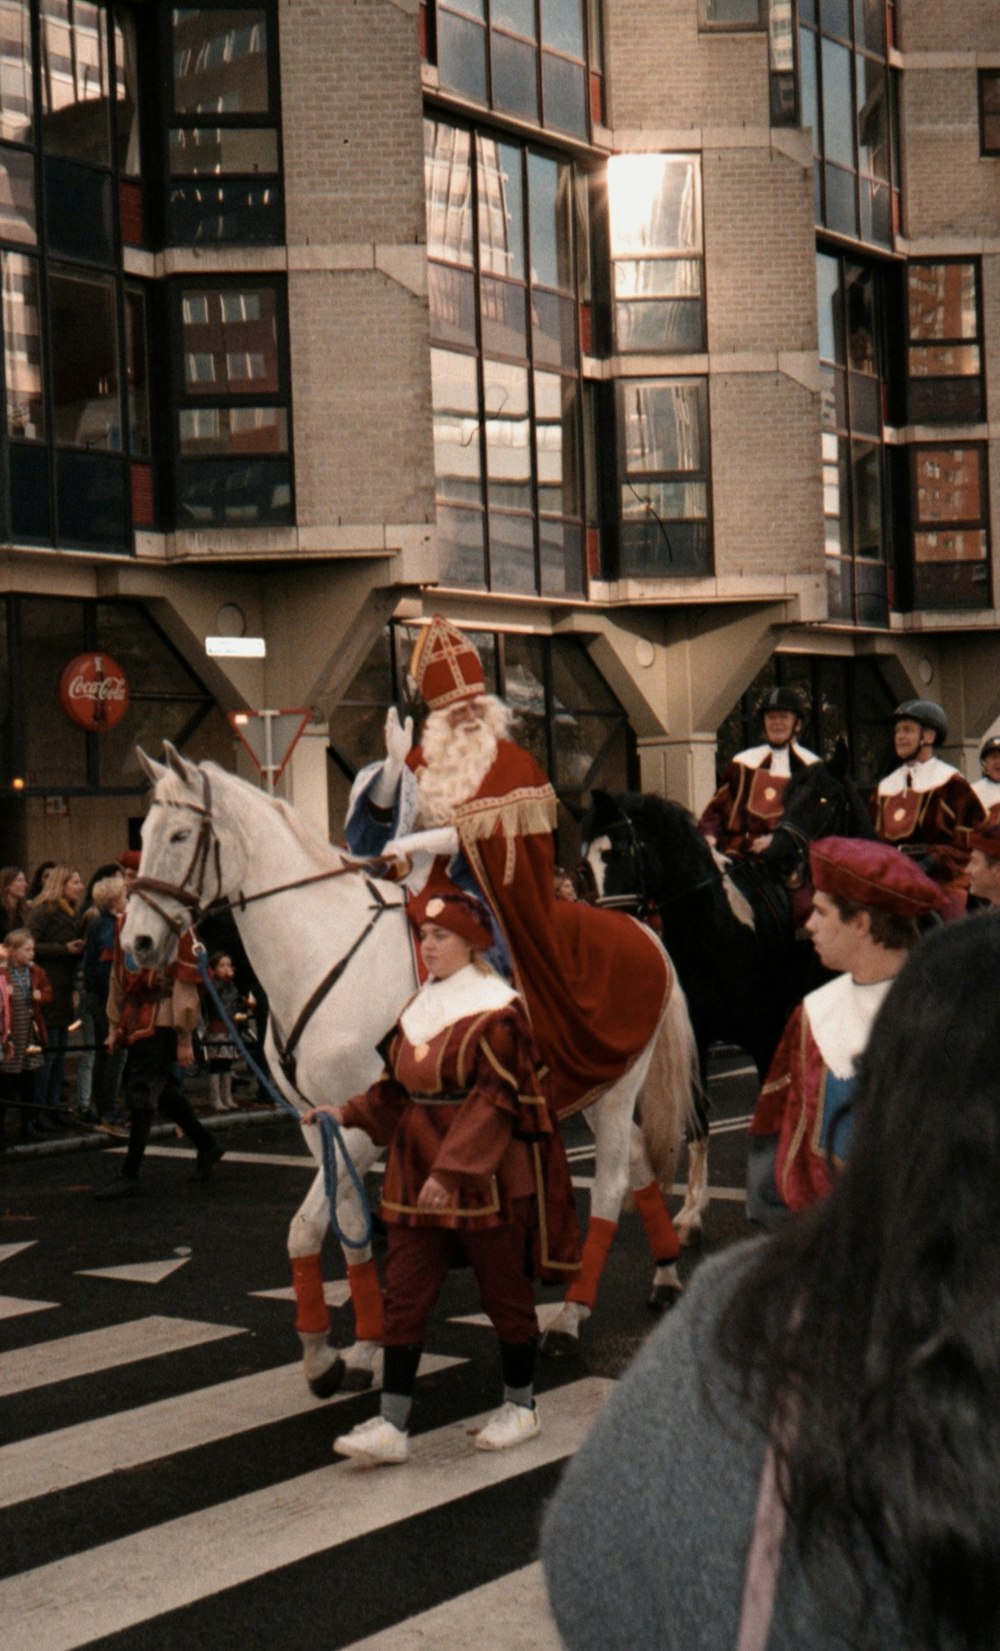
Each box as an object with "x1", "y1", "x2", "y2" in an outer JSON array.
[{"x1": 193, "y1": 946, "x2": 374, "y2": 1250}]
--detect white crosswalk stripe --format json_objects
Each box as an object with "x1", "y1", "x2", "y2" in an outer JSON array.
[
  {"x1": 0, "y1": 1374, "x2": 610, "y2": 1651},
  {"x1": 0, "y1": 1315, "x2": 244, "y2": 1397}
]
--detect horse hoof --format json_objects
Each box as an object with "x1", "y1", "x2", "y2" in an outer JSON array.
[
  {"x1": 647, "y1": 1283, "x2": 683, "y2": 1312},
  {"x1": 308, "y1": 1356, "x2": 346, "y2": 1399},
  {"x1": 539, "y1": 1329, "x2": 580, "y2": 1360},
  {"x1": 676, "y1": 1222, "x2": 703, "y2": 1249},
  {"x1": 341, "y1": 1363, "x2": 376, "y2": 1392}
]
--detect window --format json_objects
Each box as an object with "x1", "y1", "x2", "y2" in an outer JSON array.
[
  {"x1": 799, "y1": 0, "x2": 896, "y2": 246},
  {"x1": 698, "y1": 0, "x2": 764, "y2": 29},
  {"x1": 768, "y1": 0, "x2": 797, "y2": 125},
  {"x1": 433, "y1": 0, "x2": 592, "y2": 139},
  {"x1": 167, "y1": 5, "x2": 282, "y2": 244},
  {"x1": 816, "y1": 250, "x2": 891, "y2": 625},
  {"x1": 980, "y1": 70, "x2": 1000, "y2": 155},
  {"x1": 425, "y1": 116, "x2": 587, "y2": 597},
  {"x1": 172, "y1": 278, "x2": 292, "y2": 527},
  {"x1": 906, "y1": 261, "x2": 983, "y2": 425},
  {"x1": 608, "y1": 154, "x2": 704, "y2": 354},
  {"x1": 910, "y1": 444, "x2": 990, "y2": 610},
  {"x1": 616, "y1": 378, "x2": 711, "y2": 576}
]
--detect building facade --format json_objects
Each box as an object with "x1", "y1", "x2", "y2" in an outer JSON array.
[{"x1": 0, "y1": 0, "x2": 998, "y2": 870}]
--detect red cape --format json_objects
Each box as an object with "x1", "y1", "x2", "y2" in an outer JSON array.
[{"x1": 409, "y1": 740, "x2": 670, "y2": 1117}]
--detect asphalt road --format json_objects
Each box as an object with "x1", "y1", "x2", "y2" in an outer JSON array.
[{"x1": 0, "y1": 1055, "x2": 757, "y2": 1651}]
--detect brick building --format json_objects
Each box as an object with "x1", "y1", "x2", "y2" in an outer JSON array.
[{"x1": 0, "y1": 0, "x2": 998, "y2": 869}]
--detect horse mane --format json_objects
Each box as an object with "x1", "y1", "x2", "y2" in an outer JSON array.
[
  {"x1": 155, "y1": 761, "x2": 342, "y2": 871},
  {"x1": 783, "y1": 758, "x2": 876, "y2": 839}
]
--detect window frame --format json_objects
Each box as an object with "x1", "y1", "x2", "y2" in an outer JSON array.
[
  {"x1": 905, "y1": 257, "x2": 984, "y2": 427},
  {"x1": 979, "y1": 69, "x2": 1000, "y2": 157}
]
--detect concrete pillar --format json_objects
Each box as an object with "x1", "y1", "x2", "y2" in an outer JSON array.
[{"x1": 281, "y1": 723, "x2": 332, "y2": 841}]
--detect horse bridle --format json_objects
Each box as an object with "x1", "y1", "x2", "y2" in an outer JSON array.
[
  {"x1": 131, "y1": 766, "x2": 223, "y2": 936},
  {"x1": 582, "y1": 803, "x2": 725, "y2": 918},
  {"x1": 765, "y1": 818, "x2": 812, "y2": 886}
]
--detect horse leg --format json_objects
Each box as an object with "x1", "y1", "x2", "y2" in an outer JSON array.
[
  {"x1": 321, "y1": 1123, "x2": 386, "y2": 1391},
  {"x1": 674, "y1": 1133, "x2": 710, "y2": 1246},
  {"x1": 540, "y1": 1089, "x2": 631, "y2": 1358},
  {"x1": 288, "y1": 1168, "x2": 346, "y2": 1398},
  {"x1": 628, "y1": 1123, "x2": 683, "y2": 1311}
]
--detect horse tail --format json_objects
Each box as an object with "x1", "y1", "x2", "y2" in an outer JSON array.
[{"x1": 638, "y1": 966, "x2": 700, "y2": 1190}]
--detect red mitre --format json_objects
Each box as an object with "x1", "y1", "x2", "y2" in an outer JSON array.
[
  {"x1": 407, "y1": 873, "x2": 493, "y2": 951},
  {"x1": 409, "y1": 615, "x2": 484, "y2": 710},
  {"x1": 970, "y1": 823, "x2": 1000, "y2": 862},
  {"x1": 809, "y1": 836, "x2": 947, "y2": 915}
]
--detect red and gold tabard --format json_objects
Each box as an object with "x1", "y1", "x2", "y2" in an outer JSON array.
[
  {"x1": 108, "y1": 922, "x2": 202, "y2": 1046},
  {"x1": 406, "y1": 738, "x2": 672, "y2": 1119},
  {"x1": 698, "y1": 742, "x2": 820, "y2": 858},
  {"x1": 870, "y1": 757, "x2": 985, "y2": 905},
  {"x1": 973, "y1": 776, "x2": 1000, "y2": 827},
  {"x1": 339, "y1": 971, "x2": 579, "y2": 1280}
]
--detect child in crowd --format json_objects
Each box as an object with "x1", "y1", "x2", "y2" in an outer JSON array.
[
  {"x1": 200, "y1": 952, "x2": 254, "y2": 1111},
  {"x1": 0, "y1": 929, "x2": 52, "y2": 1147}
]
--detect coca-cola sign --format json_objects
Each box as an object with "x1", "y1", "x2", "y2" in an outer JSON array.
[{"x1": 59, "y1": 653, "x2": 130, "y2": 732}]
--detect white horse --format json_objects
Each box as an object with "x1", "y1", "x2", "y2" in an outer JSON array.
[{"x1": 122, "y1": 745, "x2": 698, "y2": 1391}]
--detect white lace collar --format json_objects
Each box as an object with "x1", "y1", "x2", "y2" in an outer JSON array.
[
  {"x1": 805, "y1": 971, "x2": 894, "y2": 1080},
  {"x1": 399, "y1": 964, "x2": 518, "y2": 1046},
  {"x1": 878, "y1": 755, "x2": 958, "y2": 796}
]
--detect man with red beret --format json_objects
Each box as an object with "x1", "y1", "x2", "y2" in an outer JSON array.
[
  {"x1": 747, "y1": 836, "x2": 947, "y2": 1228},
  {"x1": 968, "y1": 823, "x2": 1000, "y2": 908}
]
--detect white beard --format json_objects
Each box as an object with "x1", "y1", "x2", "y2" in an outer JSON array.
[{"x1": 417, "y1": 705, "x2": 505, "y2": 826}]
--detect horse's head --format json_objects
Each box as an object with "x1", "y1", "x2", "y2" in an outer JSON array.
[
  {"x1": 122, "y1": 742, "x2": 249, "y2": 969},
  {"x1": 759, "y1": 745, "x2": 875, "y2": 883}
]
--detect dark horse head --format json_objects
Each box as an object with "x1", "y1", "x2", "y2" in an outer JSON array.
[
  {"x1": 758, "y1": 741, "x2": 876, "y2": 885},
  {"x1": 579, "y1": 789, "x2": 721, "y2": 916}
]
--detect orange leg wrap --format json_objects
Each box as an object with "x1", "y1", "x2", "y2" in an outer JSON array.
[
  {"x1": 348, "y1": 1257, "x2": 385, "y2": 1342},
  {"x1": 565, "y1": 1215, "x2": 617, "y2": 1309},
  {"x1": 291, "y1": 1253, "x2": 330, "y2": 1335},
  {"x1": 632, "y1": 1180, "x2": 681, "y2": 1264}
]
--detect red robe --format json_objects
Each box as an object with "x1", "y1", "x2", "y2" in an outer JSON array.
[
  {"x1": 109, "y1": 924, "x2": 201, "y2": 1046},
  {"x1": 339, "y1": 997, "x2": 579, "y2": 1281},
  {"x1": 870, "y1": 758, "x2": 984, "y2": 907},
  {"x1": 698, "y1": 743, "x2": 819, "y2": 856},
  {"x1": 407, "y1": 740, "x2": 671, "y2": 1118}
]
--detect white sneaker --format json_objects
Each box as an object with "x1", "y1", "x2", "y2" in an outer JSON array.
[
  {"x1": 474, "y1": 1400, "x2": 541, "y2": 1452},
  {"x1": 334, "y1": 1415, "x2": 409, "y2": 1465}
]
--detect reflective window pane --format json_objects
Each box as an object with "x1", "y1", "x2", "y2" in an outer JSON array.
[
  {"x1": 534, "y1": 369, "x2": 579, "y2": 515},
  {"x1": 167, "y1": 176, "x2": 283, "y2": 244},
  {"x1": 48, "y1": 266, "x2": 120, "y2": 449},
  {"x1": 622, "y1": 381, "x2": 706, "y2": 473},
  {"x1": 908, "y1": 263, "x2": 978, "y2": 341},
  {"x1": 494, "y1": 0, "x2": 535, "y2": 38},
  {"x1": 179, "y1": 404, "x2": 287, "y2": 454},
  {"x1": 914, "y1": 530, "x2": 987, "y2": 564},
  {"x1": 172, "y1": 8, "x2": 269, "y2": 115},
  {"x1": 437, "y1": 11, "x2": 487, "y2": 103},
  {"x1": 856, "y1": 55, "x2": 888, "y2": 179},
  {"x1": 539, "y1": 518, "x2": 584, "y2": 596},
  {"x1": 124, "y1": 282, "x2": 149, "y2": 455},
  {"x1": 40, "y1": 0, "x2": 111, "y2": 164},
  {"x1": 177, "y1": 456, "x2": 291, "y2": 526},
  {"x1": 528, "y1": 152, "x2": 572, "y2": 290},
  {"x1": 55, "y1": 448, "x2": 127, "y2": 545},
  {"x1": 2, "y1": 248, "x2": 44, "y2": 438},
  {"x1": 114, "y1": 5, "x2": 141, "y2": 174},
  {"x1": 489, "y1": 510, "x2": 535, "y2": 593},
  {"x1": 492, "y1": 30, "x2": 539, "y2": 122},
  {"x1": 532, "y1": 289, "x2": 576, "y2": 369},
  {"x1": 477, "y1": 136, "x2": 524, "y2": 280},
  {"x1": 437, "y1": 503, "x2": 487, "y2": 588},
  {"x1": 44, "y1": 156, "x2": 113, "y2": 261},
  {"x1": 540, "y1": 0, "x2": 584, "y2": 56},
  {"x1": 700, "y1": 0, "x2": 763, "y2": 22},
  {"x1": 484, "y1": 359, "x2": 531, "y2": 509},
  {"x1": 616, "y1": 298, "x2": 705, "y2": 352},
  {"x1": 170, "y1": 127, "x2": 279, "y2": 173},
  {"x1": 615, "y1": 259, "x2": 702, "y2": 298},
  {"x1": 909, "y1": 344, "x2": 981, "y2": 379},
  {"x1": 180, "y1": 286, "x2": 278, "y2": 395},
  {"x1": 0, "y1": 0, "x2": 33, "y2": 144},
  {"x1": 608, "y1": 155, "x2": 701, "y2": 256},
  {"x1": 428, "y1": 261, "x2": 477, "y2": 348},
  {"x1": 431, "y1": 347, "x2": 482, "y2": 504},
  {"x1": 915, "y1": 448, "x2": 982, "y2": 524},
  {"x1": 424, "y1": 120, "x2": 474, "y2": 268},
  {"x1": 480, "y1": 275, "x2": 527, "y2": 359},
  {"x1": 854, "y1": 0, "x2": 885, "y2": 54},
  {"x1": 983, "y1": 72, "x2": 1000, "y2": 153},
  {"x1": 542, "y1": 51, "x2": 587, "y2": 136},
  {"x1": 821, "y1": 38, "x2": 854, "y2": 169},
  {"x1": 0, "y1": 140, "x2": 35, "y2": 243}
]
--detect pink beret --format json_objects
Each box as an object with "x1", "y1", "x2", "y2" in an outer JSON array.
[
  {"x1": 969, "y1": 824, "x2": 1000, "y2": 863},
  {"x1": 408, "y1": 878, "x2": 493, "y2": 951},
  {"x1": 809, "y1": 836, "x2": 947, "y2": 915},
  {"x1": 116, "y1": 849, "x2": 141, "y2": 871}
]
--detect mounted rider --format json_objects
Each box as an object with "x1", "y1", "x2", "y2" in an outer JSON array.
[
  {"x1": 698, "y1": 686, "x2": 820, "y2": 858},
  {"x1": 869, "y1": 699, "x2": 984, "y2": 911},
  {"x1": 972, "y1": 733, "x2": 1000, "y2": 825}
]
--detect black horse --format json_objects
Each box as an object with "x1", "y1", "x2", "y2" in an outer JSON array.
[
  {"x1": 758, "y1": 745, "x2": 876, "y2": 886},
  {"x1": 580, "y1": 789, "x2": 829, "y2": 1240}
]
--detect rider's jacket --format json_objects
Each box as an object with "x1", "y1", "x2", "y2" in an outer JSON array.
[
  {"x1": 698, "y1": 742, "x2": 819, "y2": 857},
  {"x1": 107, "y1": 921, "x2": 201, "y2": 1047}
]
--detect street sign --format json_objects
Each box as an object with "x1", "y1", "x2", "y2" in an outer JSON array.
[{"x1": 227, "y1": 708, "x2": 312, "y2": 792}]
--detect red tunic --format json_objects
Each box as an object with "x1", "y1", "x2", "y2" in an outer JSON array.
[
  {"x1": 698, "y1": 743, "x2": 819, "y2": 857},
  {"x1": 870, "y1": 759, "x2": 984, "y2": 907},
  {"x1": 407, "y1": 739, "x2": 671, "y2": 1118},
  {"x1": 108, "y1": 924, "x2": 201, "y2": 1046},
  {"x1": 339, "y1": 997, "x2": 579, "y2": 1281}
]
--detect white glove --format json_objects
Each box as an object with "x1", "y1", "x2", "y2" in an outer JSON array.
[
  {"x1": 384, "y1": 827, "x2": 459, "y2": 861},
  {"x1": 369, "y1": 707, "x2": 414, "y2": 807}
]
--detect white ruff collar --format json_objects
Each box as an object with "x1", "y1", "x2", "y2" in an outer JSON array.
[
  {"x1": 878, "y1": 755, "x2": 957, "y2": 796},
  {"x1": 973, "y1": 776, "x2": 1000, "y2": 803},
  {"x1": 399, "y1": 964, "x2": 518, "y2": 1046},
  {"x1": 734, "y1": 743, "x2": 818, "y2": 777},
  {"x1": 805, "y1": 971, "x2": 894, "y2": 1081}
]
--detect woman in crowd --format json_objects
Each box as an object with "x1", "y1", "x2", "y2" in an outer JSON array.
[
  {"x1": 302, "y1": 878, "x2": 579, "y2": 1465},
  {"x1": 26, "y1": 863, "x2": 85, "y2": 1128},
  {"x1": 543, "y1": 914, "x2": 1000, "y2": 1651},
  {"x1": 0, "y1": 928, "x2": 51, "y2": 1147},
  {"x1": 0, "y1": 866, "x2": 29, "y2": 942}
]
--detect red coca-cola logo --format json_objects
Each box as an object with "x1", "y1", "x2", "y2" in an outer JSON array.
[{"x1": 59, "y1": 653, "x2": 130, "y2": 732}]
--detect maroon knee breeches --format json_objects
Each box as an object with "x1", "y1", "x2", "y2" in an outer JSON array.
[{"x1": 382, "y1": 1207, "x2": 539, "y2": 1345}]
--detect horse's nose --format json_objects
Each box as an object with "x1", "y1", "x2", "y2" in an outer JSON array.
[{"x1": 131, "y1": 932, "x2": 154, "y2": 961}]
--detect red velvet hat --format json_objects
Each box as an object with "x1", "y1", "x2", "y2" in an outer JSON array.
[
  {"x1": 809, "y1": 836, "x2": 947, "y2": 915},
  {"x1": 116, "y1": 849, "x2": 141, "y2": 871},
  {"x1": 409, "y1": 615, "x2": 485, "y2": 711},
  {"x1": 969, "y1": 823, "x2": 1000, "y2": 862},
  {"x1": 407, "y1": 876, "x2": 493, "y2": 951}
]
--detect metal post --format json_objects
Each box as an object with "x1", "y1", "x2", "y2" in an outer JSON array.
[{"x1": 262, "y1": 708, "x2": 275, "y2": 795}]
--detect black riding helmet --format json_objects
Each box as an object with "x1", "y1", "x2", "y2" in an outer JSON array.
[
  {"x1": 759, "y1": 685, "x2": 806, "y2": 721},
  {"x1": 980, "y1": 734, "x2": 1000, "y2": 764},
  {"x1": 893, "y1": 699, "x2": 948, "y2": 746}
]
